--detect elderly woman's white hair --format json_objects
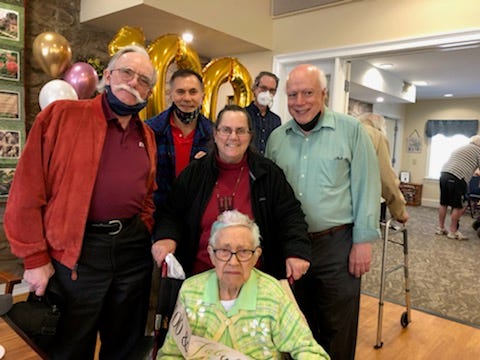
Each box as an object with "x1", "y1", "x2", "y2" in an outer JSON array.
[
  {"x1": 358, "y1": 112, "x2": 387, "y2": 136},
  {"x1": 470, "y1": 135, "x2": 480, "y2": 146},
  {"x1": 209, "y1": 210, "x2": 261, "y2": 248}
]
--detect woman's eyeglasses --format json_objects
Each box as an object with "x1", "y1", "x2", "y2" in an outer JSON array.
[
  {"x1": 216, "y1": 127, "x2": 250, "y2": 137},
  {"x1": 212, "y1": 248, "x2": 257, "y2": 262}
]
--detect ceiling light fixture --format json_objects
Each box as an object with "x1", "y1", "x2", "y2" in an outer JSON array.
[
  {"x1": 412, "y1": 81, "x2": 427, "y2": 86},
  {"x1": 443, "y1": 93, "x2": 453, "y2": 97},
  {"x1": 182, "y1": 32, "x2": 193, "y2": 43},
  {"x1": 376, "y1": 97, "x2": 384, "y2": 103},
  {"x1": 377, "y1": 63, "x2": 393, "y2": 69}
]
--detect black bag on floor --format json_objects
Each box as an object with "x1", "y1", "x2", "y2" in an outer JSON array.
[{"x1": 7, "y1": 292, "x2": 61, "y2": 350}]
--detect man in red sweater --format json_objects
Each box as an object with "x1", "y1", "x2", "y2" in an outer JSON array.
[{"x1": 4, "y1": 45, "x2": 157, "y2": 359}]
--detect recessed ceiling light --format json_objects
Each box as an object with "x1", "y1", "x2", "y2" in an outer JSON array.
[
  {"x1": 377, "y1": 63, "x2": 393, "y2": 69},
  {"x1": 182, "y1": 32, "x2": 193, "y2": 43},
  {"x1": 443, "y1": 93, "x2": 453, "y2": 97},
  {"x1": 412, "y1": 81, "x2": 427, "y2": 86},
  {"x1": 376, "y1": 97, "x2": 384, "y2": 103}
]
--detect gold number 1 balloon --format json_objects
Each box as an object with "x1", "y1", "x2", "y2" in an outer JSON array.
[{"x1": 33, "y1": 31, "x2": 72, "y2": 78}]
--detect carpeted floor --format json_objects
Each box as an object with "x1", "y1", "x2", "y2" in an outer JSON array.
[{"x1": 362, "y1": 205, "x2": 480, "y2": 328}]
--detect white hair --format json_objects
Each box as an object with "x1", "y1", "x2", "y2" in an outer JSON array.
[
  {"x1": 358, "y1": 112, "x2": 387, "y2": 136},
  {"x1": 209, "y1": 210, "x2": 261, "y2": 248}
]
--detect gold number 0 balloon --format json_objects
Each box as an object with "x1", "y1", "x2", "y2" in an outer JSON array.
[
  {"x1": 202, "y1": 57, "x2": 253, "y2": 121},
  {"x1": 107, "y1": 28, "x2": 253, "y2": 121},
  {"x1": 146, "y1": 34, "x2": 202, "y2": 118},
  {"x1": 108, "y1": 26, "x2": 146, "y2": 56}
]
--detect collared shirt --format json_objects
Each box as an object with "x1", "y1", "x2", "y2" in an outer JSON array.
[
  {"x1": 169, "y1": 114, "x2": 195, "y2": 177},
  {"x1": 266, "y1": 108, "x2": 380, "y2": 243},
  {"x1": 87, "y1": 94, "x2": 150, "y2": 221},
  {"x1": 158, "y1": 269, "x2": 329, "y2": 359},
  {"x1": 145, "y1": 106, "x2": 213, "y2": 209},
  {"x1": 245, "y1": 102, "x2": 281, "y2": 155}
]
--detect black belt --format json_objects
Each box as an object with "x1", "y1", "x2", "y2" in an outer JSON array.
[
  {"x1": 86, "y1": 216, "x2": 136, "y2": 236},
  {"x1": 308, "y1": 223, "x2": 353, "y2": 240}
]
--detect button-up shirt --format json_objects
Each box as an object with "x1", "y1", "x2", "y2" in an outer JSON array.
[
  {"x1": 245, "y1": 102, "x2": 281, "y2": 155},
  {"x1": 266, "y1": 108, "x2": 380, "y2": 243}
]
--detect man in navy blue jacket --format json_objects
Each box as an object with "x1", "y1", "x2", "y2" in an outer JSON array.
[{"x1": 146, "y1": 69, "x2": 213, "y2": 211}]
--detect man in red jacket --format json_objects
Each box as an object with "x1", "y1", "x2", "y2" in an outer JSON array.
[{"x1": 4, "y1": 45, "x2": 157, "y2": 359}]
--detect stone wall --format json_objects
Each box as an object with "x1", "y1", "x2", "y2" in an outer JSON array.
[{"x1": 25, "y1": 0, "x2": 114, "y2": 131}]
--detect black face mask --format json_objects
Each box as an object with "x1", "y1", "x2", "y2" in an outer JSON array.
[
  {"x1": 173, "y1": 103, "x2": 200, "y2": 124},
  {"x1": 294, "y1": 111, "x2": 321, "y2": 132},
  {"x1": 105, "y1": 85, "x2": 147, "y2": 116}
]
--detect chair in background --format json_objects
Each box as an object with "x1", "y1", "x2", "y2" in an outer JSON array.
[
  {"x1": 466, "y1": 176, "x2": 480, "y2": 218},
  {"x1": 0, "y1": 271, "x2": 22, "y2": 295},
  {"x1": 0, "y1": 271, "x2": 21, "y2": 316}
]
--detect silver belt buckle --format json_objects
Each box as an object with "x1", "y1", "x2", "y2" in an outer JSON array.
[{"x1": 108, "y1": 219, "x2": 122, "y2": 235}]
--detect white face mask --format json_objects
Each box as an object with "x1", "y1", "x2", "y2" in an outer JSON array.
[{"x1": 256, "y1": 91, "x2": 273, "y2": 107}]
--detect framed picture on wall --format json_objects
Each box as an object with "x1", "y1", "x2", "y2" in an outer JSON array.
[
  {"x1": 0, "y1": 129, "x2": 20, "y2": 158},
  {"x1": 407, "y1": 129, "x2": 422, "y2": 153},
  {"x1": 0, "y1": 3, "x2": 23, "y2": 44},
  {"x1": 0, "y1": 166, "x2": 14, "y2": 196},
  {"x1": 0, "y1": 88, "x2": 19, "y2": 120},
  {"x1": 0, "y1": 47, "x2": 19, "y2": 81}
]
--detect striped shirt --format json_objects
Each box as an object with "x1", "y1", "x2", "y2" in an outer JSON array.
[{"x1": 442, "y1": 142, "x2": 480, "y2": 183}]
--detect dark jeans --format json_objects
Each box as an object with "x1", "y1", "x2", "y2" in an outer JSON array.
[
  {"x1": 49, "y1": 216, "x2": 153, "y2": 360},
  {"x1": 293, "y1": 226, "x2": 360, "y2": 360}
]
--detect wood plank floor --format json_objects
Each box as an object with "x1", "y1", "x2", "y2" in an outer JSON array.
[{"x1": 356, "y1": 294, "x2": 480, "y2": 359}]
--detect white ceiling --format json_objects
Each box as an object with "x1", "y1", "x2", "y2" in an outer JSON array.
[
  {"x1": 82, "y1": 5, "x2": 268, "y2": 61},
  {"x1": 348, "y1": 44, "x2": 480, "y2": 104}
]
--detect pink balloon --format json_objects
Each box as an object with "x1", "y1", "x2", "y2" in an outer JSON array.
[{"x1": 63, "y1": 62, "x2": 99, "y2": 99}]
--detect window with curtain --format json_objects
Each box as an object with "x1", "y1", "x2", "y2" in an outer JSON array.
[{"x1": 425, "y1": 120, "x2": 478, "y2": 179}]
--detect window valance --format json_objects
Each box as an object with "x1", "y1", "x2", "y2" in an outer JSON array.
[{"x1": 425, "y1": 120, "x2": 478, "y2": 138}]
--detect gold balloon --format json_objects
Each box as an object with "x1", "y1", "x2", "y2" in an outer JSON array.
[
  {"x1": 202, "y1": 57, "x2": 253, "y2": 121},
  {"x1": 146, "y1": 34, "x2": 201, "y2": 118},
  {"x1": 32, "y1": 31, "x2": 72, "y2": 78},
  {"x1": 108, "y1": 26, "x2": 146, "y2": 56}
]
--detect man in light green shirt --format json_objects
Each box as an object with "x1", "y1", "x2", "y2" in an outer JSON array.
[{"x1": 266, "y1": 64, "x2": 380, "y2": 360}]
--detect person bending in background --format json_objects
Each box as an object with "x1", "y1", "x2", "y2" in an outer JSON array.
[
  {"x1": 358, "y1": 112, "x2": 409, "y2": 223},
  {"x1": 436, "y1": 135, "x2": 480, "y2": 240},
  {"x1": 4, "y1": 45, "x2": 157, "y2": 359},
  {"x1": 245, "y1": 71, "x2": 282, "y2": 155}
]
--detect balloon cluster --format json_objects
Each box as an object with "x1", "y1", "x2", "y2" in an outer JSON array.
[
  {"x1": 108, "y1": 26, "x2": 253, "y2": 121},
  {"x1": 33, "y1": 31, "x2": 99, "y2": 109},
  {"x1": 33, "y1": 27, "x2": 253, "y2": 119}
]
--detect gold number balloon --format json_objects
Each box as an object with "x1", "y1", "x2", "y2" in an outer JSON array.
[
  {"x1": 33, "y1": 31, "x2": 72, "y2": 78},
  {"x1": 107, "y1": 28, "x2": 253, "y2": 120},
  {"x1": 202, "y1": 57, "x2": 253, "y2": 121},
  {"x1": 145, "y1": 34, "x2": 202, "y2": 118},
  {"x1": 108, "y1": 26, "x2": 146, "y2": 56}
]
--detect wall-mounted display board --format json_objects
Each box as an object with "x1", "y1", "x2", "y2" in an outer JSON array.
[{"x1": 0, "y1": 0, "x2": 24, "y2": 198}]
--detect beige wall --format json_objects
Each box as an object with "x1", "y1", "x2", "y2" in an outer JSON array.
[
  {"x1": 403, "y1": 98, "x2": 480, "y2": 206},
  {"x1": 273, "y1": 0, "x2": 480, "y2": 54}
]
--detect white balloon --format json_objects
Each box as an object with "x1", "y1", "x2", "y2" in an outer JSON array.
[{"x1": 39, "y1": 79, "x2": 78, "y2": 109}]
